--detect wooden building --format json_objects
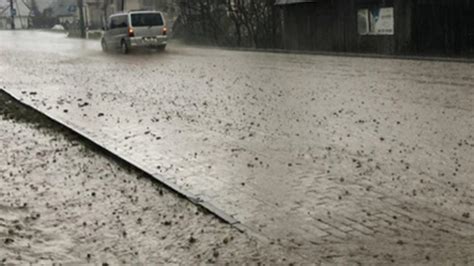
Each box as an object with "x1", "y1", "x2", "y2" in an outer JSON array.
[{"x1": 276, "y1": 0, "x2": 474, "y2": 55}]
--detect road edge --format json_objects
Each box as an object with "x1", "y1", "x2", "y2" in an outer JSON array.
[
  {"x1": 175, "y1": 41, "x2": 474, "y2": 64},
  {"x1": 0, "y1": 88, "x2": 254, "y2": 235}
]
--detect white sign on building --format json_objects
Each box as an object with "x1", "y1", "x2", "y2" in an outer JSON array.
[{"x1": 358, "y1": 7, "x2": 394, "y2": 36}]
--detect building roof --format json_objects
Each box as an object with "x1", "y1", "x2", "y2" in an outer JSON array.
[{"x1": 275, "y1": 0, "x2": 317, "y2": 5}]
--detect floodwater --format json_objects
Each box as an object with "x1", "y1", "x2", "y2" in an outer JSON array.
[
  {"x1": 1, "y1": 30, "x2": 474, "y2": 264},
  {"x1": 0, "y1": 116, "x2": 298, "y2": 264}
]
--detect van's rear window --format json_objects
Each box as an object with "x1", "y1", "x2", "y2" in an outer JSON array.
[{"x1": 131, "y1": 13, "x2": 164, "y2": 27}]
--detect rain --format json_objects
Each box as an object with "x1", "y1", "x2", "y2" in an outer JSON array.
[{"x1": 1, "y1": 0, "x2": 474, "y2": 264}]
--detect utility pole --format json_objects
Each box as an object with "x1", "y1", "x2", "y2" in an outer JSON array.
[
  {"x1": 77, "y1": 0, "x2": 86, "y2": 38},
  {"x1": 9, "y1": 0, "x2": 15, "y2": 30}
]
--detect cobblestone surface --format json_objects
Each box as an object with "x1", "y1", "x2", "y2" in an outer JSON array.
[{"x1": 1, "y1": 31, "x2": 474, "y2": 264}]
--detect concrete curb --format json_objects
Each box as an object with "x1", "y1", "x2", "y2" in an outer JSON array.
[{"x1": 0, "y1": 88, "x2": 245, "y2": 232}]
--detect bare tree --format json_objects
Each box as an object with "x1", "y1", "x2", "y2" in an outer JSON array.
[{"x1": 176, "y1": 0, "x2": 280, "y2": 48}]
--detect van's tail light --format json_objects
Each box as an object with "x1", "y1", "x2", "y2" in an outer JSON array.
[
  {"x1": 128, "y1": 27, "x2": 135, "y2": 37},
  {"x1": 162, "y1": 27, "x2": 167, "y2": 36}
]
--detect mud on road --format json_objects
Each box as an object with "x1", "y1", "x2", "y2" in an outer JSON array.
[
  {"x1": 0, "y1": 92, "x2": 300, "y2": 264},
  {"x1": 1, "y1": 31, "x2": 474, "y2": 265}
]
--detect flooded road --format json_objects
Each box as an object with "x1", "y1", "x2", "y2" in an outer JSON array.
[
  {"x1": 0, "y1": 94, "x2": 298, "y2": 264},
  {"x1": 1, "y1": 30, "x2": 474, "y2": 264}
]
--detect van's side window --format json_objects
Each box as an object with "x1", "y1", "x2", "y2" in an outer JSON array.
[{"x1": 110, "y1": 16, "x2": 128, "y2": 29}]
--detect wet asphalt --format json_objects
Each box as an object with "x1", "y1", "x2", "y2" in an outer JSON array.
[{"x1": 1, "y1": 30, "x2": 474, "y2": 264}]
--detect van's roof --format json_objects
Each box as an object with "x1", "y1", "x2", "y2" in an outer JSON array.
[{"x1": 110, "y1": 10, "x2": 163, "y2": 17}]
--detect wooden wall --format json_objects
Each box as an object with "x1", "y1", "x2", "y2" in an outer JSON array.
[
  {"x1": 279, "y1": 0, "x2": 473, "y2": 55},
  {"x1": 412, "y1": 0, "x2": 474, "y2": 55}
]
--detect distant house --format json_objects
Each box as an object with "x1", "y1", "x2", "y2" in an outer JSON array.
[
  {"x1": 85, "y1": 0, "x2": 105, "y2": 29},
  {"x1": 109, "y1": 0, "x2": 172, "y2": 13},
  {"x1": 35, "y1": 0, "x2": 175, "y2": 30},
  {"x1": 88, "y1": 0, "x2": 171, "y2": 29},
  {"x1": 103, "y1": 0, "x2": 176, "y2": 27},
  {"x1": 104, "y1": 0, "x2": 138, "y2": 14},
  {"x1": 0, "y1": 0, "x2": 31, "y2": 29},
  {"x1": 48, "y1": 0, "x2": 107, "y2": 29},
  {"x1": 35, "y1": 0, "x2": 55, "y2": 13},
  {"x1": 276, "y1": 0, "x2": 474, "y2": 55},
  {"x1": 49, "y1": 0, "x2": 81, "y2": 25}
]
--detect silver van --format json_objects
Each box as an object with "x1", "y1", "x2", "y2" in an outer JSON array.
[{"x1": 101, "y1": 11, "x2": 167, "y2": 54}]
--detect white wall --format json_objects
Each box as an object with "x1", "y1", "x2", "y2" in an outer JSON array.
[
  {"x1": 124, "y1": 0, "x2": 140, "y2": 11},
  {"x1": 0, "y1": 16, "x2": 29, "y2": 29}
]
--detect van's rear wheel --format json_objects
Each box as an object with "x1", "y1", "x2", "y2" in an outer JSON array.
[{"x1": 121, "y1": 40, "x2": 129, "y2": 54}]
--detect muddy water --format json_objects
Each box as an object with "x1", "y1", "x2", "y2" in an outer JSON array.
[
  {"x1": 0, "y1": 117, "x2": 302, "y2": 264},
  {"x1": 1, "y1": 31, "x2": 474, "y2": 264}
]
